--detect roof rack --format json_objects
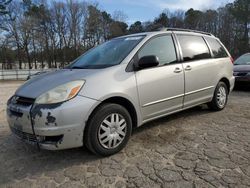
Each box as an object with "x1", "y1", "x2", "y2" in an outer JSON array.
[{"x1": 159, "y1": 28, "x2": 214, "y2": 37}]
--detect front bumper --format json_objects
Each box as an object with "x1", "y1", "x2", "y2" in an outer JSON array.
[
  {"x1": 235, "y1": 75, "x2": 250, "y2": 83},
  {"x1": 7, "y1": 95, "x2": 100, "y2": 150}
]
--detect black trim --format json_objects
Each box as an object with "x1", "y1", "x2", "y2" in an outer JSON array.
[
  {"x1": 203, "y1": 36, "x2": 213, "y2": 57},
  {"x1": 172, "y1": 32, "x2": 183, "y2": 62}
]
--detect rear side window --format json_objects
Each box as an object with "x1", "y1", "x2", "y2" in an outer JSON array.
[
  {"x1": 205, "y1": 37, "x2": 228, "y2": 58},
  {"x1": 177, "y1": 35, "x2": 211, "y2": 62},
  {"x1": 138, "y1": 35, "x2": 177, "y2": 66}
]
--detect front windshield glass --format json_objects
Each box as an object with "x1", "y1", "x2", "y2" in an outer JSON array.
[
  {"x1": 234, "y1": 54, "x2": 250, "y2": 65},
  {"x1": 68, "y1": 36, "x2": 145, "y2": 69}
]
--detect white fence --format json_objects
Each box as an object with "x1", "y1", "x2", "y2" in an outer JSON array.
[{"x1": 0, "y1": 69, "x2": 46, "y2": 80}]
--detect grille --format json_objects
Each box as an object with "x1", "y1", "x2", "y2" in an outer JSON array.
[
  {"x1": 13, "y1": 96, "x2": 35, "y2": 106},
  {"x1": 237, "y1": 72, "x2": 247, "y2": 76},
  {"x1": 10, "y1": 127, "x2": 37, "y2": 142},
  {"x1": 9, "y1": 109, "x2": 23, "y2": 117}
]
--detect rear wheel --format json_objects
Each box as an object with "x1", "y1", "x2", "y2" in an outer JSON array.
[
  {"x1": 85, "y1": 103, "x2": 132, "y2": 156},
  {"x1": 208, "y1": 82, "x2": 228, "y2": 111}
]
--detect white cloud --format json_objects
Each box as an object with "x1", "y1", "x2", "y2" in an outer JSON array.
[
  {"x1": 103, "y1": 0, "x2": 234, "y2": 11},
  {"x1": 155, "y1": 0, "x2": 213, "y2": 10}
]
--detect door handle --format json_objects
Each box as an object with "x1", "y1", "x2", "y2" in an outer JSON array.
[
  {"x1": 185, "y1": 65, "x2": 192, "y2": 71},
  {"x1": 174, "y1": 67, "x2": 182, "y2": 73}
]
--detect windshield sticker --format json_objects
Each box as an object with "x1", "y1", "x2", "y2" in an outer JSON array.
[{"x1": 125, "y1": 36, "x2": 143, "y2": 41}]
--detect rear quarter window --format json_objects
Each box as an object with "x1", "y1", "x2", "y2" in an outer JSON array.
[
  {"x1": 177, "y1": 35, "x2": 211, "y2": 62},
  {"x1": 205, "y1": 37, "x2": 228, "y2": 58}
]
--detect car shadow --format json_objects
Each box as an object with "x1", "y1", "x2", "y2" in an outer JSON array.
[{"x1": 234, "y1": 84, "x2": 250, "y2": 91}]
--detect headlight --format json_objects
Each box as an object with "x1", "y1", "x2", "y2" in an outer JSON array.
[{"x1": 35, "y1": 80, "x2": 85, "y2": 104}]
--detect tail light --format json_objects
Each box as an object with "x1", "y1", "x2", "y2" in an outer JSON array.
[{"x1": 230, "y1": 57, "x2": 234, "y2": 64}]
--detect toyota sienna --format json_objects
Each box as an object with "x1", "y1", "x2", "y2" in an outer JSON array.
[{"x1": 7, "y1": 28, "x2": 235, "y2": 156}]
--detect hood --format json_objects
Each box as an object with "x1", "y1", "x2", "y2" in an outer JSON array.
[
  {"x1": 15, "y1": 69, "x2": 101, "y2": 99},
  {"x1": 233, "y1": 65, "x2": 250, "y2": 72}
]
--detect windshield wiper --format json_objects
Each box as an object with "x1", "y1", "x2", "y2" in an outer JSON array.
[
  {"x1": 70, "y1": 66, "x2": 87, "y2": 69},
  {"x1": 70, "y1": 64, "x2": 116, "y2": 69}
]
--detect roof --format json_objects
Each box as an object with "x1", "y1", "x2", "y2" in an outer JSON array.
[{"x1": 116, "y1": 28, "x2": 216, "y2": 40}]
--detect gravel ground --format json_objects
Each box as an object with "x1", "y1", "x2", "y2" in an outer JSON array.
[{"x1": 0, "y1": 81, "x2": 250, "y2": 188}]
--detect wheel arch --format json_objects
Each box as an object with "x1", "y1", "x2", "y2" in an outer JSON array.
[
  {"x1": 86, "y1": 96, "x2": 139, "y2": 129},
  {"x1": 219, "y1": 77, "x2": 230, "y2": 93},
  {"x1": 102, "y1": 97, "x2": 138, "y2": 128}
]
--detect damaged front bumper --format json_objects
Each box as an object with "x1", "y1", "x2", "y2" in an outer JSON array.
[{"x1": 7, "y1": 95, "x2": 100, "y2": 150}]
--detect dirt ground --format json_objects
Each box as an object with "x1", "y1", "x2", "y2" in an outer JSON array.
[{"x1": 0, "y1": 81, "x2": 250, "y2": 188}]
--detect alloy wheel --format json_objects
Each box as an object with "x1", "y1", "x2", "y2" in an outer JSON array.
[{"x1": 216, "y1": 86, "x2": 227, "y2": 108}]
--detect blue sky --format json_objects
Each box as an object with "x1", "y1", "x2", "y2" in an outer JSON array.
[{"x1": 96, "y1": 0, "x2": 235, "y2": 24}]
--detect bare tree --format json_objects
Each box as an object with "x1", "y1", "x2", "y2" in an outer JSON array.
[
  {"x1": 3, "y1": 0, "x2": 23, "y2": 69},
  {"x1": 112, "y1": 10, "x2": 128, "y2": 23},
  {"x1": 19, "y1": 16, "x2": 32, "y2": 69},
  {"x1": 1, "y1": 0, "x2": 250, "y2": 70},
  {"x1": 52, "y1": 1, "x2": 68, "y2": 66},
  {"x1": 84, "y1": 4, "x2": 103, "y2": 47}
]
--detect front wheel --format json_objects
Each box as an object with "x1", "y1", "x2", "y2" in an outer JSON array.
[
  {"x1": 85, "y1": 103, "x2": 132, "y2": 156},
  {"x1": 208, "y1": 82, "x2": 228, "y2": 111}
]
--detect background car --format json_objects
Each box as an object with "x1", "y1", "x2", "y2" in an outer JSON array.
[{"x1": 233, "y1": 53, "x2": 250, "y2": 87}]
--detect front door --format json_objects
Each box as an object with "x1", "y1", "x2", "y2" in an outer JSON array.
[{"x1": 135, "y1": 35, "x2": 185, "y2": 121}]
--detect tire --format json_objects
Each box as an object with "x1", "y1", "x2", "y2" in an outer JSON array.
[
  {"x1": 208, "y1": 82, "x2": 228, "y2": 111},
  {"x1": 84, "y1": 103, "x2": 132, "y2": 156}
]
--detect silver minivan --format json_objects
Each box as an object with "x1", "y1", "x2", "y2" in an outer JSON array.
[{"x1": 7, "y1": 28, "x2": 235, "y2": 156}]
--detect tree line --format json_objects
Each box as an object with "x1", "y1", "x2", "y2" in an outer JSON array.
[{"x1": 0, "y1": 0, "x2": 249, "y2": 69}]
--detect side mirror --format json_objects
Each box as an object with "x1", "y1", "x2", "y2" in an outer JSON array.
[{"x1": 136, "y1": 55, "x2": 159, "y2": 70}]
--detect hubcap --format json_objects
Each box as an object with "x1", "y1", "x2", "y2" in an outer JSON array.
[
  {"x1": 217, "y1": 86, "x2": 227, "y2": 108},
  {"x1": 98, "y1": 113, "x2": 127, "y2": 149}
]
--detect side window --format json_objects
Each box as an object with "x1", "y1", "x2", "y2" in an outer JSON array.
[
  {"x1": 177, "y1": 35, "x2": 211, "y2": 62},
  {"x1": 138, "y1": 35, "x2": 177, "y2": 66},
  {"x1": 205, "y1": 37, "x2": 228, "y2": 58}
]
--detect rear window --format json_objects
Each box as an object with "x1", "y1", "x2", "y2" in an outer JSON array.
[
  {"x1": 177, "y1": 35, "x2": 211, "y2": 62},
  {"x1": 205, "y1": 37, "x2": 228, "y2": 58}
]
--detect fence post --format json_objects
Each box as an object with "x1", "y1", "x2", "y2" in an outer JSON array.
[{"x1": 16, "y1": 69, "x2": 18, "y2": 80}]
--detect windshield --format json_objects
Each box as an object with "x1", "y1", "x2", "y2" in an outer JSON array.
[
  {"x1": 234, "y1": 54, "x2": 250, "y2": 65},
  {"x1": 68, "y1": 36, "x2": 145, "y2": 69}
]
